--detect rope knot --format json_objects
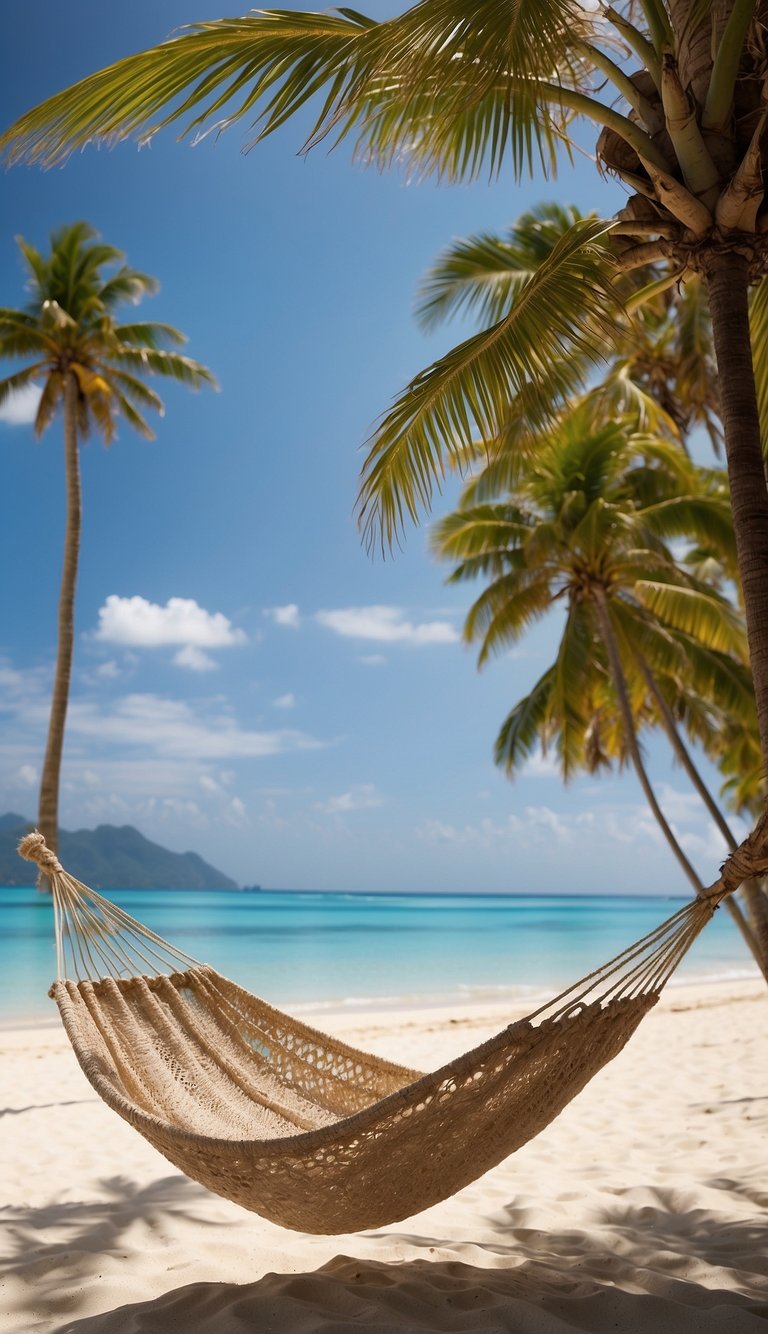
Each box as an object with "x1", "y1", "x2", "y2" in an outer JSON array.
[
  {"x1": 719, "y1": 808, "x2": 768, "y2": 892},
  {"x1": 17, "y1": 830, "x2": 63, "y2": 875}
]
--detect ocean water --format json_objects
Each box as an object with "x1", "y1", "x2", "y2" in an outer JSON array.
[{"x1": 0, "y1": 885, "x2": 757, "y2": 1026}]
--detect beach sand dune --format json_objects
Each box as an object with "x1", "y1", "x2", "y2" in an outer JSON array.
[{"x1": 1, "y1": 981, "x2": 766, "y2": 1332}]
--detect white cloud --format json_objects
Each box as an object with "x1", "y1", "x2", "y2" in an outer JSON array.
[
  {"x1": 416, "y1": 789, "x2": 742, "y2": 870},
  {"x1": 0, "y1": 382, "x2": 42, "y2": 426},
  {"x1": 96, "y1": 595, "x2": 246, "y2": 649},
  {"x1": 173, "y1": 645, "x2": 219, "y2": 672},
  {"x1": 95, "y1": 660, "x2": 121, "y2": 680},
  {"x1": 315, "y1": 783, "x2": 384, "y2": 815},
  {"x1": 316, "y1": 605, "x2": 458, "y2": 645},
  {"x1": 265, "y1": 604, "x2": 300, "y2": 628},
  {"x1": 228, "y1": 796, "x2": 247, "y2": 825},
  {"x1": 358, "y1": 654, "x2": 386, "y2": 667},
  {"x1": 520, "y1": 746, "x2": 561, "y2": 779},
  {"x1": 16, "y1": 763, "x2": 37, "y2": 787},
  {"x1": 64, "y1": 692, "x2": 323, "y2": 761},
  {"x1": 273, "y1": 692, "x2": 296, "y2": 709}
]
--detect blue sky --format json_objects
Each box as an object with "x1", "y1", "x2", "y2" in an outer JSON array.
[{"x1": 0, "y1": 3, "x2": 740, "y2": 891}]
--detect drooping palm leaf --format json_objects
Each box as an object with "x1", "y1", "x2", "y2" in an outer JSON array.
[
  {"x1": 0, "y1": 0, "x2": 596, "y2": 180},
  {"x1": 357, "y1": 218, "x2": 622, "y2": 551}
]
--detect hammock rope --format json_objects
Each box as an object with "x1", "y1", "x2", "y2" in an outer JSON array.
[{"x1": 17, "y1": 829, "x2": 758, "y2": 1234}]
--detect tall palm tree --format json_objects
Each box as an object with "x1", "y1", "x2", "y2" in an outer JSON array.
[
  {"x1": 0, "y1": 222, "x2": 215, "y2": 872},
  {"x1": 4, "y1": 5, "x2": 768, "y2": 787},
  {"x1": 425, "y1": 205, "x2": 768, "y2": 950},
  {"x1": 432, "y1": 402, "x2": 768, "y2": 970}
]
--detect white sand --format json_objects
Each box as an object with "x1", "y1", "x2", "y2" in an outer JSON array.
[{"x1": 1, "y1": 979, "x2": 766, "y2": 1333}]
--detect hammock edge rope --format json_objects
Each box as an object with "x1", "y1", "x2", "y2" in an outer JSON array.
[{"x1": 16, "y1": 829, "x2": 751, "y2": 1234}]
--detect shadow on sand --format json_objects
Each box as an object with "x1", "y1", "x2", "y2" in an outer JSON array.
[{"x1": 3, "y1": 1176, "x2": 764, "y2": 1333}]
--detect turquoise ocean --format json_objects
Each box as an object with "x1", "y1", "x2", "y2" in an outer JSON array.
[
  {"x1": 0, "y1": 885, "x2": 758, "y2": 1026},
  {"x1": 0, "y1": 885, "x2": 757, "y2": 1029}
]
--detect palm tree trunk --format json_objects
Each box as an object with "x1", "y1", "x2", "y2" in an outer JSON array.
[
  {"x1": 704, "y1": 250, "x2": 768, "y2": 766},
  {"x1": 638, "y1": 659, "x2": 768, "y2": 979},
  {"x1": 592, "y1": 587, "x2": 707, "y2": 897},
  {"x1": 37, "y1": 371, "x2": 80, "y2": 889}
]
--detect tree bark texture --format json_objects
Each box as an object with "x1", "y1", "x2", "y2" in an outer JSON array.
[
  {"x1": 639, "y1": 660, "x2": 768, "y2": 977},
  {"x1": 705, "y1": 250, "x2": 768, "y2": 768},
  {"x1": 37, "y1": 372, "x2": 81, "y2": 882},
  {"x1": 592, "y1": 590, "x2": 707, "y2": 895}
]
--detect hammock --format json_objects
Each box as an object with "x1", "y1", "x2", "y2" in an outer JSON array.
[{"x1": 17, "y1": 831, "x2": 751, "y2": 1235}]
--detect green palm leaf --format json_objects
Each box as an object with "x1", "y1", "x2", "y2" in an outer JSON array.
[
  {"x1": 633, "y1": 580, "x2": 748, "y2": 656},
  {"x1": 494, "y1": 666, "x2": 557, "y2": 774},
  {"x1": 749, "y1": 275, "x2": 768, "y2": 451},
  {"x1": 415, "y1": 204, "x2": 589, "y2": 330},
  {"x1": 357, "y1": 217, "x2": 622, "y2": 551},
  {"x1": 0, "y1": 1, "x2": 591, "y2": 179},
  {"x1": 640, "y1": 495, "x2": 736, "y2": 562},
  {"x1": 0, "y1": 363, "x2": 46, "y2": 406}
]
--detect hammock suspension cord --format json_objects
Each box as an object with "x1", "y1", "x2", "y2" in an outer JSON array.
[{"x1": 15, "y1": 825, "x2": 764, "y2": 1235}]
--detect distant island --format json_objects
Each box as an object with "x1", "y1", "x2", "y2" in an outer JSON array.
[{"x1": 0, "y1": 813, "x2": 237, "y2": 890}]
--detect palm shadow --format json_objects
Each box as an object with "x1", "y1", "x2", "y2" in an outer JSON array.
[
  {"x1": 2, "y1": 1173, "x2": 217, "y2": 1301},
  {"x1": 43, "y1": 1182, "x2": 768, "y2": 1333}
]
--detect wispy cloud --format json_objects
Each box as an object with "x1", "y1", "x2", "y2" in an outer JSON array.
[
  {"x1": 315, "y1": 783, "x2": 384, "y2": 814},
  {"x1": 417, "y1": 788, "x2": 741, "y2": 868},
  {"x1": 265, "y1": 604, "x2": 301, "y2": 628},
  {"x1": 316, "y1": 605, "x2": 458, "y2": 645},
  {"x1": 521, "y1": 746, "x2": 561, "y2": 779},
  {"x1": 0, "y1": 382, "x2": 42, "y2": 426},
  {"x1": 95, "y1": 660, "x2": 121, "y2": 680},
  {"x1": 273, "y1": 692, "x2": 296, "y2": 709},
  {"x1": 64, "y1": 693, "x2": 321, "y2": 760},
  {"x1": 95, "y1": 595, "x2": 246, "y2": 650}
]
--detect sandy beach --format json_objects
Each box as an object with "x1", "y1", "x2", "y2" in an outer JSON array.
[{"x1": 1, "y1": 978, "x2": 766, "y2": 1333}]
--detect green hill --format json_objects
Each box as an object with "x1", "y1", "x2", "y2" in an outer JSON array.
[{"x1": 0, "y1": 816, "x2": 237, "y2": 889}]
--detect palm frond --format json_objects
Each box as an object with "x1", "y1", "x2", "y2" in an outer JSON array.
[
  {"x1": 634, "y1": 580, "x2": 748, "y2": 657},
  {"x1": 115, "y1": 321, "x2": 187, "y2": 348},
  {"x1": 640, "y1": 495, "x2": 736, "y2": 561},
  {"x1": 105, "y1": 367, "x2": 165, "y2": 414},
  {"x1": 552, "y1": 603, "x2": 593, "y2": 781},
  {"x1": 1, "y1": 2, "x2": 590, "y2": 180},
  {"x1": 0, "y1": 363, "x2": 46, "y2": 405},
  {"x1": 357, "y1": 218, "x2": 622, "y2": 551},
  {"x1": 33, "y1": 371, "x2": 63, "y2": 437},
  {"x1": 112, "y1": 347, "x2": 218, "y2": 388},
  {"x1": 463, "y1": 571, "x2": 554, "y2": 663},
  {"x1": 431, "y1": 503, "x2": 531, "y2": 562},
  {"x1": 494, "y1": 666, "x2": 557, "y2": 775},
  {"x1": 415, "y1": 203, "x2": 589, "y2": 330},
  {"x1": 749, "y1": 274, "x2": 768, "y2": 451},
  {"x1": 110, "y1": 386, "x2": 155, "y2": 439}
]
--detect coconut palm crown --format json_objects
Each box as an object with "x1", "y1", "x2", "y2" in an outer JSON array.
[
  {"x1": 433, "y1": 403, "x2": 768, "y2": 965},
  {"x1": 0, "y1": 221, "x2": 216, "y2": 865}
]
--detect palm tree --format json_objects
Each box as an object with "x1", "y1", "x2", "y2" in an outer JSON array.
[
  {"x1": 0, "y1": 222, "x2": 215, "y2": 873},
  {"x1": 5, "y1": 5, "x2": 768, "y2": 871},
  {"x1": 424, "y1": 203, "x2": 768, "y2": 949},
  {"x1": 432, "y1": 402, "x2": 768, "y2": 971}
]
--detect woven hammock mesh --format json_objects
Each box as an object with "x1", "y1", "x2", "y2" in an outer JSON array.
[{"x1": 21, "y1": 832, "x2": 723, "y2": 1234}]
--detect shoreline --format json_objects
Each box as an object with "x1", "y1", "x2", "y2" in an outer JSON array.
[{"x1": 1, "y1": 963, "x2": 762, "y2": 1032}]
